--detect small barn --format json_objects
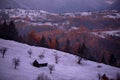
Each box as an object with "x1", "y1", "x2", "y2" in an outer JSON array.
[{"x1": 32, "y1": 60, "x2": 48, "y2": 68}]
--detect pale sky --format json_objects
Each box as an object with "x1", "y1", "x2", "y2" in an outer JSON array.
[
  {"x1": 0, "y1": 0, "x2": 119, "y2": 13},
  {"x1": 15, "y1": 0, "x2": 114, "y2": 12}
]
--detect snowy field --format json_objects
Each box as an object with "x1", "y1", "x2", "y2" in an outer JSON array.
[
  {"x1": 0, "y1": 39, "x2": 120, "y2": 80},
  {"x1": 92, "y1": 30, "x2": 120, "y2": 38}
]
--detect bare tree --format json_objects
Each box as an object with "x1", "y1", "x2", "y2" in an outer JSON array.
[
  {"x1": 36, "y1": 73, "x2": 51, "y2": 80},
  {"x1": 76, "y1": 56, "x2": 82, "y2": 64},
  {"x1": 54, "y1": 53, "x2": 60, "y2": 64},
  {"x1": 38, "y1": 51, "x2": 45, "y2": 59},
  {"x1": 48, "y1": 64, "x2": 55, "y2": 74},
  {"x1": 28, "y1": 49, "x2": 32, "y2": 58},
  {"x1": 0, "y1": 47, "x2": 8, "y2": 58},
  {"x1": 77, "y1": 43, "x2": 88, "y2": 64},
  {"x1": 12, "y1": 57, "x2": 20, "y2": 69},
  {"x1": 77, "y1": 57, "x2": 82, "y2": 64},
  {"x1": 97, "y1": 73, "x2": 101, "y2": 80}
]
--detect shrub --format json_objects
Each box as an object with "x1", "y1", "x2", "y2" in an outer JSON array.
[
  {"x1": 28, "y1": 49, "x2": 32, "y2": 58},
  {"x1": 0, "y1": 47, "x2": 8, "y2": 58},
  {"x1": 36, "y1": 73, "x2": 51, "y2": 80},
  {"x1": 38, "y1": 51, "x2": 45, "y2": 59},
  {"x1": 48, "y1": 64, "x2": 55, "y2": 74},
  {"x1": 77, "y1": 56, "x2": 82, "y2": 64},
  {"x1": 53, "y1": 53, "x2": 60, "y2": 64},
  {"x1": 97, "y1": 73, "x2": 101, "y2": 80},
  {"x1": 12, "y1": 57, "x2": 20, "y2": 69}
]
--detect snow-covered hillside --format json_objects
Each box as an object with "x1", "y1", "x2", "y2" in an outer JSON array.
[
  {"x1": 0, "y1": 39, "x2": 120, "y2": 80},
  {"x1": 0, "y1": 9, "x2": 120, "y2": 21},
  {"x1": 0, "y1": 9, "x2": 120, "y2": 31},
  {"x1": 0, "y1": 9, "x2": 57, "y2": 21}
]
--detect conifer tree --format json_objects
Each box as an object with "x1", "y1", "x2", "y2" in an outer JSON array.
[
  {"x1": 78, "y1": 43, "x2": 87, "y2": 58},
  {"x1": 55, "y1": 38, "x2": 59, "y2": 50},
  {"x1": 8, "y1": 21, "x2": 18, "y2": 40},
  {"x1": 39, "y1": 36, "x2": 48, "y2": 48},
  {"x1": 109, "y1": 53, "x2": 117, "y2": 66},
  {"x1": 101, "y1": 54, "x2": 106, "y2": 64},
  {"x1": 0, "y1": 21, "x2": 18, "y2": 40},
  {"x1": 64, "y1": 39, "x2": 71, "y2": 53},
  {"x1": 1, "y1": 21, "x2": 9, "y2": 39}
]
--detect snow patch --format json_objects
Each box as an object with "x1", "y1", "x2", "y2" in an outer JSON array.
[{"x1": 92, "y1": 30, "x2": 120, "y2": 38}]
